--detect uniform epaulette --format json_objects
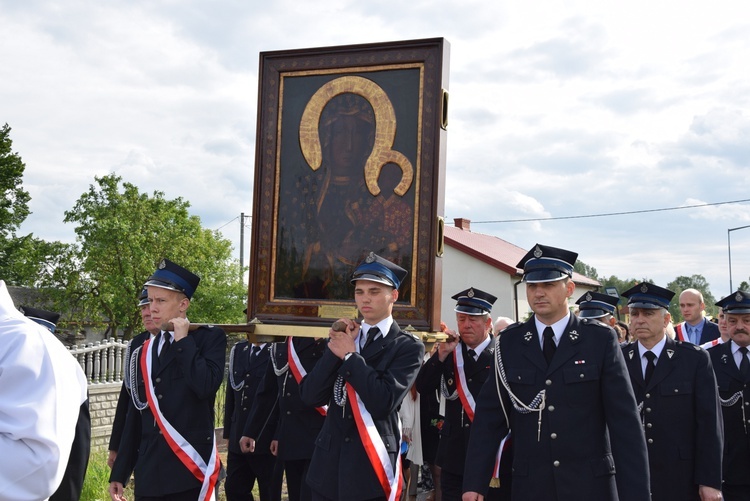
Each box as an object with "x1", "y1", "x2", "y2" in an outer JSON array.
[{"x1": 674, "y1": 340, "x2": 703, "y2": 351}]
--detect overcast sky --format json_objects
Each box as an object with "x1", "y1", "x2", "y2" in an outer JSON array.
[{"x1": 2, "y1": 0, "x2": 749, "y2": 300}]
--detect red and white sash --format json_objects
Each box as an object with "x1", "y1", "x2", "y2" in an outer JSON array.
[
  {"x1": 700, "y1": 337, "x2": 723, "y2": 350},
  {"x1": 453, "y1": 346, "x2": 476, "y2": 421},
  {"x1": 346, "y1": 383, "x2": 403, "y2": 501},
  {"x1": 287, "y1": 336, "x2": 327, "y2": 416},
  {"x1": 675, "y1": 323, "x2": 686, "y2": 342},
  {"x1": 140, "y1": 338, "x2": 221, "y2": 501}
]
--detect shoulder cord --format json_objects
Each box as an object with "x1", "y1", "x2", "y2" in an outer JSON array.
[
  {"x1": 228, "y1": 344, "x2": 245, "y2": 391},
  {"x1": 129, "y1": 345, "x2": 149, "y2": 411},
  {"x1": 440, "y1": 374, "x2": 458, "y2": 400},
  {"x1": 493, "y1": 337, "x2": 546, "y2": 441},
  {"x1": 123, "y1": 340, "x2": 133, "y2": 391},
  {"x1": 334, "y1": 374, "x2": 347, "y2": 408},
  {"x1": 272, "y1": 342, "x2": 289, "y2": 376}
]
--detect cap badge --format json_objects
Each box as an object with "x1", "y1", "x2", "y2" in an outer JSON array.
[
  {"x1": 467, "y1": 288, "x2": 475, "y2": 298},
  {"x1": 585, "y1": 292, "x2": 592, "y2": 301},
  {"x1": 640, "y1": 284, "x2": 649, "y2": 293},
  {"x1": 736, "y1": 292, "x2": 744, "y2": 302},
  {"x1": 365, "y1": 252, "x2": 376, "y2": 263},
  {"x1": 533, "y1": 245, "x2": 543, "y2": 258},
  {"x1": 158, "y1": 259, "x2": 167, "y2": 269}
]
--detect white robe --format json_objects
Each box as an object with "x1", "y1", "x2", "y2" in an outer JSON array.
[{"x1": 0, "y1": 281, "x2": 88, "y2": 501}]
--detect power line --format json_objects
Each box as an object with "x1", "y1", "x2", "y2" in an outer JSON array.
[
  {"x1": 214, "y1": 215, "x2": 239, "y2": 231},
  {"x1": 465, "y1": 198, "x2": 750, "y2": 225}
]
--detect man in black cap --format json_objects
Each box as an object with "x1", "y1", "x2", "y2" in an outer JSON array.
[
  {"x1": 109, "y1": 259, "x2": 227, "y2": 501},
  {"x1": 463, "y1": 244, "x2": 650, "y2": 501},
  {"x1": 575, "y1": 291, "x2": 620, "y2": 328},
  {"x1": 621, "y1": 282, "x2": 722, "y2": 501},
  {"x1": 299, "y1": 252, "x2": 425, "y2": 501},
  {"x1": 416, "y1": 287, "x2": 510, "y2": 501},
  {"x1": 108, "y1": 287, "x2": 160, "y2": 468},
  {"x1": 708, "y1": 291, "x2": 750, "y2": 500}
]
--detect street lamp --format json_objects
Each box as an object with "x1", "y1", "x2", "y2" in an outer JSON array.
[{"x1": 727, "y1": 225, "x2": 750, "y2": 292}]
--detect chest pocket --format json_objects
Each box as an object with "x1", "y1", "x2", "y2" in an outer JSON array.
[
  {"x1": 660, "y1": 381, "x2": 693, "y2": 397},
  {"x1": 563, "y1": 364, "x2": 600, "y2": 405}
]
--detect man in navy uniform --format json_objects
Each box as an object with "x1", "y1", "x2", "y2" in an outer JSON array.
[
  {"x1": 462, "y1": 244, "x2": 650, "y2": 501},
  {"x1": 709, "y1": 291, "x2": 750, "y2": 500},
  {"x1": 109, "y1": 259, "x2": 227, "y2": 501},
  {"x1": 621, "y1": 282, "x2": 722, "y2": 501},
  {"x1": 224, "y1": 339, "x2": 281, "y2": 501},
  {"x1": 300, "y1": 252, "x2": 425, "y2": 501},
  {"x1": 108, "y1": 287, "x2": 159, "y2": 469},
  {"x1": 416, "y1": 287, "x2": 509, "y2": 501},
  {"x1": 575, "y1": 290, "x2": 620, "y2": 328},
  {"x1": 243, "y1": 336, "x2": 328, "y2": 501}
]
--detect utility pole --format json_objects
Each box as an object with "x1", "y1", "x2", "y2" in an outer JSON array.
[{"x1": 240, "y1": 212, "x2": 245, "y2": 275}]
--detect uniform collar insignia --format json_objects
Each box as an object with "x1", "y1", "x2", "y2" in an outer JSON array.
[
  {"x1": 628, "y1": 349, "x2": 635, "y2": 359},
  {"x1": 721, "y1": 354, "x2": 728, "y2": 364},
  {"x1": 569, "y1": 330, "x2": 579, "y2": 341},
  {"x1": 243, "y1": 345, "x2": 249, "y2": 351},
  {"x1": 667, "y1": 349, "x2": 674, "y2": 359},
  {"x1": 524, "y1": 331, "x2": 533, "y2": 342}
]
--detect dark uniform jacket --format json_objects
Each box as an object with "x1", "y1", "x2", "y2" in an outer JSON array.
[
  {"x1": 50, "y1": 398, "x2": 91, "y2": 501},
  {"x1": 622, "y1": 336, "x2": 723, "y2": 500},
  {"x1": 109, "y1": 331, "x2": 150, "y2": 453},
  {"x1": 708, "y1": 341, "x2": 750, "y2": 488},
  {"x1": 464, "y1": 314, "x2": 651, "y2": 501},
  {"x1": 299, "y1": 321, "x2": 425, "y2": 501},
  {"x1": 223, "y1": 341, "x2": 273, "y2": 455},
  {"x1": 244, "y1": 337, "x2": 327, "y2": 461},
  {"x1": 110, "y1": 326, "x2": 226, "y2": 497},
  {"x1": 415, "y1": 339, "x2": 495, "y2": 475}
]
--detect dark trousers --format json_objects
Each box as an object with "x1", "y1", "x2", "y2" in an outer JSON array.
[
  {"x1": 723, "y1": 484, "x2": 750, "y2": 501},
  {"x1": 138, "y1": 487, "x2": 201, "y2": 501},
  {"x1": 225, "y1": 450, "x2": 281, "y2": 501},
  {"x1": 311, "y1": 492, "x2": 384, "y2": 501},
  {"x1": 284, "y1": 458, "x2": 312, "y2": 501}
]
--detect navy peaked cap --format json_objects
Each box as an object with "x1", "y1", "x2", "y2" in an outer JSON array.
[
  {"x1": 351, "y1": 252, "x2": 407, "y2": 290},
  {"x1": 622, "y1": 282, "x2": 674, "y2": 310},
  {"x1": 144, "y1": 258, "x2": 200, "y2": 299},
  {"x1": 576, "y1": 291, "x2": 619, "y2": 319},
  {"x1": 452, "y1": 287, "x2": 497, "y2": 315},
  {"x1": 19, "y1": 305, "x2": 61, "y2": 333},
  {"x1": 716, "y1": 290, "x2": 750, "y2": 315},
  {"x1": 518, "y1": 243, "x2": 577, "y2": 283}
]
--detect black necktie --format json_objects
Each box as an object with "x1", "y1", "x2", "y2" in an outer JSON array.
[
  {"x1": 739, "y1": 347, "x2": 750, "y2": 378},
  {"x1": 159, "y1": 332, "x2": 172, "y2": 363},
  {"x1": 362, "y1": 327, "x2": 380, "y2": 350},
  {"x1": 467, "y1": 349, "x2": 477, "y2": 361},
  {"x1": 644, "y1": 351, "x2": 657, "y2": 385},
  {"x1": 542, "y1": 327, "x2": 556, "y2": 365}
]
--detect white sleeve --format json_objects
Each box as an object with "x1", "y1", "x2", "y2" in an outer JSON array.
[{"x1": 0, "y1": 318, "x2": 85, "y2": 501}]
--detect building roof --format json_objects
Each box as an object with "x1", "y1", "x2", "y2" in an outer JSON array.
[{"x1": 444, "y1": 221, "x2": 600, "y2": 288}]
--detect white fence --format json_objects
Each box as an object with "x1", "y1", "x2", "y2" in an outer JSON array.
[{"x1": 68, "y1": 337, "x2": 128, "y2": 384}]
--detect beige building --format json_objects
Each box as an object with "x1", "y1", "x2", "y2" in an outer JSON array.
[{"x1": 440, "y1": 218, "x2": 600, "y2": 330}]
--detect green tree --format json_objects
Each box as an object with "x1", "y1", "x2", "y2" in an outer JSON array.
[
  {"x1": 63, "y1": 174, "x2": 246, "y2": 338},
  {"x1": 666, "y1": 274, "x2": 717, "y2": 323},
  {"x1": 0, "y1": 123, "x2": 32, "y2": 281}
]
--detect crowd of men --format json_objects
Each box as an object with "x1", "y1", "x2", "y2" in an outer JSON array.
[{"x1": 4, "y1": 243, "x2": 750, "y2": 501}]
